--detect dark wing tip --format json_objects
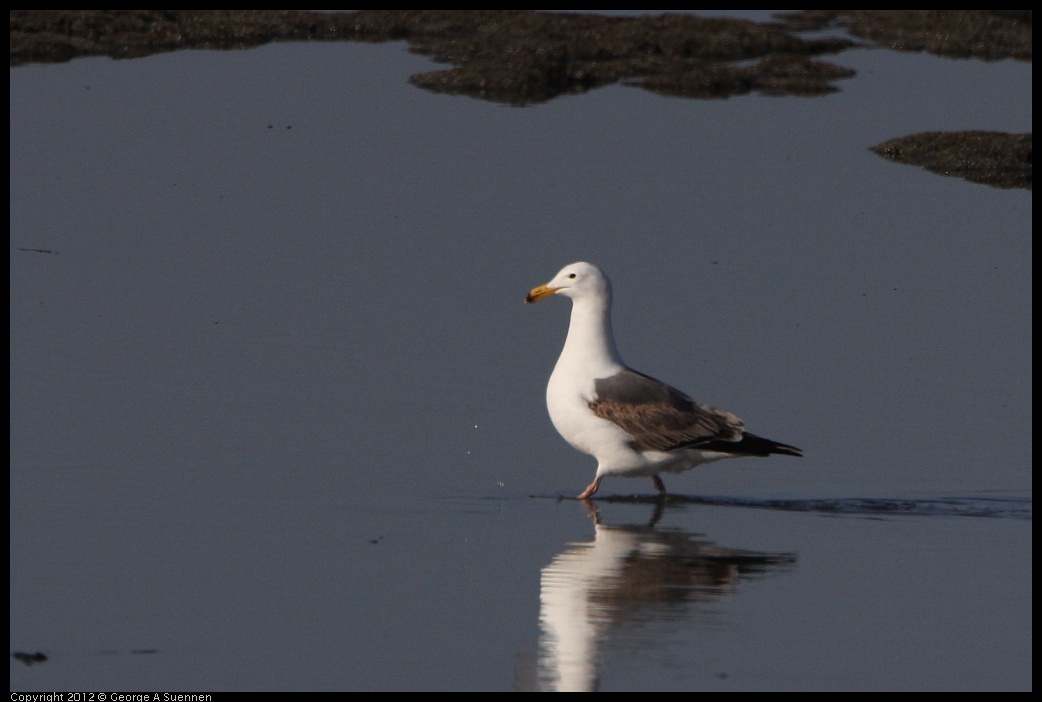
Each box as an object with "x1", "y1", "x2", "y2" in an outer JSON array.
[
  {"x1": 772, "y1": 443, "x2": 803, "y2": 457},
  {"x1": 697, "y1": 434, "x2": 803, "y2": 457}
]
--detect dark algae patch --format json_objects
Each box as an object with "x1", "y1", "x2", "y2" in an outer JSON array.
[
  {"x1": 10, "y1": 10, "x2": 1031, "y2": 189},
  {"x1": 872, "y1": 131, "x2": 1032, "y2": 191},
  {"x1": 10, "y1": 10, "x2": 857, "y2": 101},
  {"x1": 775, "y1": 10, "x2": 1031, "y2": 62}
]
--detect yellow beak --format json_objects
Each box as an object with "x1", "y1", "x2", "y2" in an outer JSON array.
[{"x1": 525, "y1": 283, "x2": 560, "y2": 304}]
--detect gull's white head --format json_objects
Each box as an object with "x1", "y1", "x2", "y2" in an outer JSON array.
[{"x1": 525, "y1": 262, "x2": 612, "y2": 304}]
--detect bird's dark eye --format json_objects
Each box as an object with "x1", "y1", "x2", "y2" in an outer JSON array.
[{"x1": 568, "y1": 273, "x2": 577, "y2": 279}]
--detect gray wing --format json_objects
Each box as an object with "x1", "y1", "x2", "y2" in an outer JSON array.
[{"x1": 589, "y1": 368, "x2": 744, "y2": 452}]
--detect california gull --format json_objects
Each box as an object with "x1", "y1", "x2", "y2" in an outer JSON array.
[{"x1": 526, "y1": 261, "x2": 802, "y2": 499}]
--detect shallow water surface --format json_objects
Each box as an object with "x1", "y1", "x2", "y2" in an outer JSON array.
[{"x1": 10, "y1": 13, "x2": 1031, "y2": 691}]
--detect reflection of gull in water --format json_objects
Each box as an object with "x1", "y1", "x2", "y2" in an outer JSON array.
[{"x1": 535, "y1": 504, "x2": 795, "y2": 692}]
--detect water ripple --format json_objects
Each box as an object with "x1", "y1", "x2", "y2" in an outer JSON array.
[{"x1": 579, "y1": 493, "x2": 1031, "y2": 520}]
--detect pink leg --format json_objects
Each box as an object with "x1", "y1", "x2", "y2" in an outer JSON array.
[
  {"x1": 652, "y1": 475, "x2": 667, "y2": 495},
  {"x1": 577, "y1": 475, "x2": 602, "y2": 500}
]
